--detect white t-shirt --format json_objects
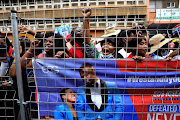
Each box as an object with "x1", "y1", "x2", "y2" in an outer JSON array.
[
  {"x1": 90, "y1": 79, "x2": 102, "y2": 109},
  {"x1": 118, "y1": 48, "x2": 131, "y2": 58},
  {"x1": 0, "y1": 62, "x2": 8, "y2": 77}
]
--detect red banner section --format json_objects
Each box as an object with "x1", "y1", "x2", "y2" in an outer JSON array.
[
  {"x1": 128, "y1": 89, "x2": 180, "y2": 120},
  {"x1": 117, "y1": 60, "x2": 180, "y2": 72}
]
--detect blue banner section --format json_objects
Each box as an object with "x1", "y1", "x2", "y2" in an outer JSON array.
[{"x1": 34, "y1": 59, "x2": 180, "y2": 91}]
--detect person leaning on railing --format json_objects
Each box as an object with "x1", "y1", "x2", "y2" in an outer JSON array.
[
  {"x1": 10, "y1": 30, "x2": 68, "y2": 77},
  {"x1": 9, "y1": 31, "x2": 69, "y2": 119},
  {"x1": 117, "y1": 25, "x2": 149, "y2": 59},
  {"x1": 127, "y1": 35, "x2": 152, "y2": 61}
]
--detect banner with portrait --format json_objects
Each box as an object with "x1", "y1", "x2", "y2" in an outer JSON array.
[{"x1": 33, "y1": 59, "x2": 180, "y2": 120}]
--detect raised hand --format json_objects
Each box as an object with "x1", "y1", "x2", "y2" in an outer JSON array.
[
  {"x1": 30, "y1": 40, "x2": 41, "y2": 49},
  {"x1": 132, "y1": 56, "x2": 145, "y2": 62},
  {"x1": 55, "y1": 51, "x2": 69, "y2": 58},
  {"x1": 18, "y1": 25, "x2": 31, "y2": 34},
  {"x1": 82, "y1": 8, "x2": 92, "y2": 18}
]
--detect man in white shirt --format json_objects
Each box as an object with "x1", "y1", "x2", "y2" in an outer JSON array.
[{"x1": 76, "y1": 63, "x2": 123, "y2": 120}]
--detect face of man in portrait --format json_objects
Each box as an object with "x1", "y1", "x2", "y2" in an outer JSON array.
[{"x1": 80, "y1": 66, "x2": 97, "y2": 86}]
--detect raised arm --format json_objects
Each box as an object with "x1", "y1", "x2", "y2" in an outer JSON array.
[
  {"x1": 82, "y1": 8, "x2": 92, "y2": 45},
  {"x1": 18, "y1": 25, "x2": 35, "y2": 35},
  {"x1": 167, "y1": 49, "x2": 179, "y2": 61},
  {"x1": 9, "y1": 40, "x2": 41, "y2": 78}
]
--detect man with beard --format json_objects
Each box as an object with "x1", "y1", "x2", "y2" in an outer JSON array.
[{"x1": 76, "y1": 63, "x2": 122, "y2": 120}]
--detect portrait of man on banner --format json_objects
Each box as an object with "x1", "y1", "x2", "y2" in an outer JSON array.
[{"x1": 76, "y1": 63, "x2": 123, "y2": 120}]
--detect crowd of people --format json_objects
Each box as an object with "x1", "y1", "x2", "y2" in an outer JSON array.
[
  {"x1": 9, "y1": 9, "x2": 180, "y2": 61},
  {"x1": 0, "y1": 8, "x2": 180, "y2": 120}
]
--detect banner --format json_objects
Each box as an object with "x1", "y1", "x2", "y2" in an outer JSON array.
[
  {"x1": 56, "y1": 25, "x2": 71, "y2": 39},
  {"x1": 33, "y1": 59, "x2": 180, "y2": 120},
  {"x1": 156, "y1": 9, "x2": 180, "y2": 21}
]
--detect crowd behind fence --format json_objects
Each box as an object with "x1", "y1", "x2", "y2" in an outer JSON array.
[{"x1": 0, "y1": 4, "x2": 180, "y2": 120}]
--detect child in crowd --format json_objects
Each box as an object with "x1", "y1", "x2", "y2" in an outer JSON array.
[
  {"x1": 98, "y1": 37, "x2": 117, "y2": 58},
  {"x1": 54, "y1": 88, "x2": 77, "y2": 120},
  {"x1": 127, "y1": 35, "x2": 150, "y2": 60}
]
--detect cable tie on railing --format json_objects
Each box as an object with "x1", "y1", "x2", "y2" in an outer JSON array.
[
  {"x1": 16, "y1": 100, "x2": 28, "y2": 105},
  {"x1": 16, "y1": 17, "x2": 21, "y2": 21},
  {"x1": 23, "y1": 102, "x2": 28, "y2": 105},
  {"x1": 8, "y1": 16, "x2": 11, "y2": 21},
  {"x1": 11, "y1": 10, "x2": 17, "y2": 13},
  {"x1": 9, "y1": 10, "x2": 21, "y2": 20},
  {"x1": 16, "y1": 100, "x2": 20, "y2": 103}
]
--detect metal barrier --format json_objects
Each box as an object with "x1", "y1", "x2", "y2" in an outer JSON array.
[{"x1": 0, "y1": 0, "x2": 180, "y2": 120}]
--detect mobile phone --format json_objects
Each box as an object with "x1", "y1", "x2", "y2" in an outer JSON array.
[
  {"x1": 0, "y1": 81, "x2": 13, "y2": 84},
  {"x1": 140, "y1": 26, "x2": 146, "y2": 33},
  {"x1": 85, "y1": 9, "x2": 90, "y2": 13}
]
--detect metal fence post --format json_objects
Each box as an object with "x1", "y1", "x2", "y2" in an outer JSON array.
[{"x1": 11, "y1": 10, "x2": 26, "y2": 120}]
